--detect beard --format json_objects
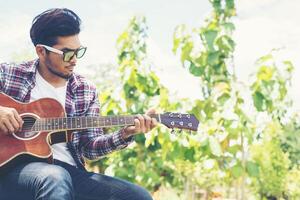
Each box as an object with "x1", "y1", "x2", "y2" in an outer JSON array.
[{"x1": 45, "y1": 58, "x2": 73, "y2": 80}]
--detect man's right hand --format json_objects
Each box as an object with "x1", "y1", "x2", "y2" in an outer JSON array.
[{"x1": 0, "y1": 106, "x2": 23, "y2": 135}]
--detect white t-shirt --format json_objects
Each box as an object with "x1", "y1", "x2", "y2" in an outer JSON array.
[{"x1": 30, "y1": 71, "x2": 77, "y2": 166}]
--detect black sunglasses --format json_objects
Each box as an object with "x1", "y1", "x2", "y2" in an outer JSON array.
[{"x1": 37, "y1": 44, "x2": 87, "y2": 62}]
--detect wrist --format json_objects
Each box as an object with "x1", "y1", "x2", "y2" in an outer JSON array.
[{"x1": 121, "y1": 127, "x2": 133, "y2": 140}]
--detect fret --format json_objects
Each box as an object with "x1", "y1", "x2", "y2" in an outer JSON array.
[
  {"x1": 93, "y1": 117, "x2": 98, "y2": 127},
  {"x1": 76, "y1": 118, "x2": 81, "y2": 129},
  {"x1": 55, "y1": 118, "x2": 59, "y2": 130},
  {"x1": 125, "y1": 116, "x2": 135, "y2": 126},
  {"x1": 37, "y1": 121, "x2": 41, "y2": 131},
  {"x1": 47, "y1": 119, "x2": 50, "y2": 130},
  {"x1": 58, "y1": 117, "x2": 63, "y2": 130},
  {"x1": 39, "y1": 119, "x2": 43, "y2": 131},
  {"x1": 66, "y1": 117, "x2": 71, "y2": 129},
  {"x1": 37, "y1": 119, "x2": 40, "y2": 131},
  {"x1": 40, "y1": 119, "x2": 43, "y2": 131},
  {"x1": 74, "y1": 117, "x2": 77, "y2": 129},
  {"x1": 86, "y1": 117, "x2": 92, "y2": 128},
  {"x1": 118, "y1": 116, "x2": 126, "y2": 126},
  {"x1": 104, "y1": 117, "x2": 110, "y2": 127},
  {"x1": 98, "y1": 117, "x2": 105, "y2": 127},
  {"x1": 47, "y1": 118, "x2": 51, "y2": 131},
  {"x1": 71, "y1": 118, "x2": 76, "y2": 129},
  {"x1": 109, "y1": 116, "x2": 113, "y2": 126},
  {"x1": 61, "y1": 118, "x2": 64, "y2": 130},
  {"x1": 111, "y1": 116, "x2": 118, "y2": 126},
  {"x1": 39, "y1": 120, "x2": 43, "y2": 131},
  {"x1": 63, "y1": 118, "x2": 67, "y2": 129},
  {"x1": 81, "y1": 117, "x2": 87, "y2": 128}
]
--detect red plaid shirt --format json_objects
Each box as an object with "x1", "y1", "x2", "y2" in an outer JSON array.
[{"x1": 0, "y1": 59, "x2": 132, "y2": 168}]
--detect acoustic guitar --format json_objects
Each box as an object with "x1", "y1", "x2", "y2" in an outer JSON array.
[{"x1": 0, "y1": 92, "x2": 199, "y2": 172}]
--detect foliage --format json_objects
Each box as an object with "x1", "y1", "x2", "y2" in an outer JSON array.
[
  {"x1": 91, "y1": 15, "x2": 191, "y2": 191},
  {"x1": 84, "y1": 0, "x2": 300, "y2": 199},
  {"x1": 250, "y1": 121, "x2": 290, "y2": 199}
]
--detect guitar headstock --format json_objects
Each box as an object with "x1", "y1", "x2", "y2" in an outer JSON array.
[{"x1": 159, "y1": 112, "x2": 199, "y2": 131}]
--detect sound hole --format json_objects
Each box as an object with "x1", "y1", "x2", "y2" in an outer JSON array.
[{"x1": 13, "y1": 116, "x2": 39, "y2": 140}]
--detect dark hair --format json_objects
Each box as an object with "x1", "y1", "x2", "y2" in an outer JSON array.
[{"x1": 30, "y1": 8, "x2": 81, "y2": 46}]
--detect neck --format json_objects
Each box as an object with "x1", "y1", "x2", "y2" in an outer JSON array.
[
  {"x1": 30, "y1": 114, "x2": 161, "y2": 132},
  {"x1": 38, "y1": 61, "x2": 67, "y2": 88}
]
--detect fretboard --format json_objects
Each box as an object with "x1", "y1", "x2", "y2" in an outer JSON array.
[{"x1": 31, "y1": 114, "x2": 160, "y2": 132}]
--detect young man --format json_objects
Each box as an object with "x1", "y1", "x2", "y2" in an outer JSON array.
[{"x1": 0, "y1": 8, "x2": 156, "y2": 200}]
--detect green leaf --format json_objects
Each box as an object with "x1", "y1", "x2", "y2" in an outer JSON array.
[
  {"x1": 253, "y1": 91, "x2": 264, "y2": 111},
  {"x1": 217, "y1": 93, "x2": 230, "y2": 105},
  {"x1": 135, "y1": 134, "x2": 146, "y2": 144},
  {"x1": 189, "y1": 62, "x2": 204, "y2": 77},
  {"x1": 204, "y1": 100, "x2": 217, "y2": 119},
  {"x1": 181, "y1": 41, "x2": 193, "y2": 63},
  {"x1": 246, "y1": 161, "x2": 260, "y2": 177},
  {"x1": 173, "y1": 24, "x2": 186, "y2": 54},
  {"x1": 207, "y1": 51, "x2": 220, "y2": 66},
  {"x1": 184, "y1": 148, "x2": 196, "y2": 162},
  {"x1": 222, "y1": 22, "x2": 235, "y2": 33},
  {"x1": 216, "y1": 35, "x2": 235, "y2": 52},
  {"x1": 211, "y1": 0, "x2": 222, "y2": 15},
  {"x1": 225, "y1": 0, "x2": 235, "y2": 10},
  {"x1": 173, "y1": 37, "x2": 181, "y2": 54},
  {"x1": 227, "y1": 144, "x2": 241, "y2": 155},
  {"x1": 194, "y1": 53, "x2": 207, "y2": 66},
  {"x1": 231, "y1": 163, "x2": 243, "y2": 178},
  {"x1": 203, "y1": 30, "x2": 218, "y2": 51}
]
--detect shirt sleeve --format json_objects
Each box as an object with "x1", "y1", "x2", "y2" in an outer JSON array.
[
  {"x1": 78, "y1": 88, "x2": 134, "y2": 160},
  {"x1": 0, "y1": 63, "x2": 4, "y2": 91}
]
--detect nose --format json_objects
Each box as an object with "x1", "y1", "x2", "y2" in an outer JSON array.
[{"x1": 69, "y1": 54, "x2": 77, "y2": 65}]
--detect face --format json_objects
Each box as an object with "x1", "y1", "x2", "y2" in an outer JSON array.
[{"x1": 38, "y1": 35, "x2": 82, "y2": 80}]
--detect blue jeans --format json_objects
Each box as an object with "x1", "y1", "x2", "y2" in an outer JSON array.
[{"x1": 0, "y1": 160, "x2": 152, "y2": 200}]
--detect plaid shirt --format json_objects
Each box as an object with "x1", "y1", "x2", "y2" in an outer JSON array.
[{"x1": 0, "y1": 59, "x2": 133, "y2": 168}]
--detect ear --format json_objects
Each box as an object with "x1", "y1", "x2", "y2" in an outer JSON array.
[{"x1": 35, "y1": 45, "x2": 46, "y2": 59}]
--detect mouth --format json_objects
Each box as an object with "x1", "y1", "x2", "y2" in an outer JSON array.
[{"x1": 66, "y1": 65, "x2": 75, "y2": 71}]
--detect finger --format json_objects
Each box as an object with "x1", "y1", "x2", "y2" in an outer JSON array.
[
  {"x1": 3, "y1": 119, "x2": 15, "y2": 134},
  {"x1": 134, "y1": 118, "x2": 141, "y2": 132},
  {"x1": 144, "y1": 114, "x2": 151, "y2": 132},
  {"x1": 136, "y1": 114, "x2": 144, "y2": 132},
  {"x1": 12, "y1": 109, "x2": 23, "y2": 128},
  {"x1": 146, "y1": 108, "x2": 156, "y2": 116},
  {"x1": 150, "y1": 118, "x2": 158, "y2": 129},
  {"x1": 0, "y1": 123, "x2": 9, "y2": 135},
  {"x1": 9, "y1": 114, "x2": 21, "y2": 131}
]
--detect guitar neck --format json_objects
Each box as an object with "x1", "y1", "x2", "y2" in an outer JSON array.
[{"x1": 31, "y1": 114, "x2": 161, "y2": 132}]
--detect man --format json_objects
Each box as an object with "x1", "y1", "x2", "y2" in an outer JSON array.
[{"x1": 0, "y1": 8, "x2": 156, "y2": 200}]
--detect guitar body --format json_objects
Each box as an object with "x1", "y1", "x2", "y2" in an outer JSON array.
[{"x1": 0, "y1": 93, "x2": 66, "y2": 173}]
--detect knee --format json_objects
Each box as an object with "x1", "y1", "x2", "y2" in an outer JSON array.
[
  {"x1": 33, "y1": 164, "x2": 74, "y2": 199},
  {"x1": 127, "y1": 184, "x2": 153, "y2": 200},
  {"x1": 37, "y1": 165, "x2": 73, "y2": 189}
]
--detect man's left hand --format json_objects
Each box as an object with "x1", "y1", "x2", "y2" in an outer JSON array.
[{"x1": 122, "y1": 108, "x2": 158, "y2": 139}]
